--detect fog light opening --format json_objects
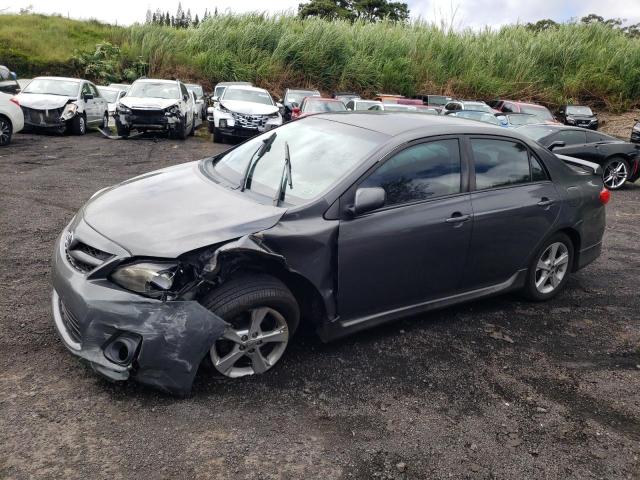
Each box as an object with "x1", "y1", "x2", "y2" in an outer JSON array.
[
  {"x1": 219, "y1": 119, "x2": 227, "y2": 128},
  {"x1": 103, "y1": 333, "x2": 141, "y2": 366}
]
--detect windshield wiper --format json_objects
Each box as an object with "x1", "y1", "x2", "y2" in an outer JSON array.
[
  {"x1": 241, "y1": 132, "x2": 277, "y2": 191},
  {"x1": 273, "y1": 141, "x2": 293, "y2": 206}
]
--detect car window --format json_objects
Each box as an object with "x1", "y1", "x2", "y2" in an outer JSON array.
[
  {"x1": 471, "y1": 138, "x2": 531, "y2": 190},
  {"x1": 360, "y1": 139, "x2": 462, "y2": 207},
  {"x1": 180, "y1": 83, "x2": 188, "y2": 99},
  {"x1": 586, "y1": 131, "x2": 613, "y2": 143},
  {"x1": 444, "y1": 102, "x2": 458, "y2": 111},
  {"x1": 530, "y1": 154, "x2": 548, "y2": 182},
  {"x1": 554, "y1": 130, "x2": 587, "y2": 146},
  {"x1": 502, "y1": 102, "x2": 514, "y2": 113},
  {"x1": 81, "y1": 83, "x2": 91, "y2": 97},
  {"x1": 88, "y1": 83, "x2": 99, "y2": 97}
]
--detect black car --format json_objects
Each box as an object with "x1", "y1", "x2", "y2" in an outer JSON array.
[
  {"x1": 280, "y1": 88, "x2": 320, "y2": 121},
  {"x1": 631, "y1": 119, "x2": 640, "y2": 144},
  {"x1": 51, "y1": 114, "x2": 608, "y2": 395},
  {"x1": 557, "y1": 105, "x2": 599, "y2": 130},
  {"x1": 517, "y1": 124, "x2": 640, "y2": 190}
]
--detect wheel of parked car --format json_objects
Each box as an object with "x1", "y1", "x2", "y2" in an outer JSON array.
[
  {"x1": 71, "y1": 114, "x2": 86, "y2": 135},
  {"x1": 522, "y1": 233, "x2": 574, "y2": 301},
  {"x1": 101, "y1": 112, "x2": 109, "y2": 130},
  {"x1": 189, "y1": 117, "x2": 195, "y2": 136},
  {"x1": 0, "y1": 115, "x2": 12, "y2": 146},
  {"x1": 201, "y1": 274, "x2": 300, "y2": 378},
  {"x1": 212, "y1": 127, "x2": 224, "y2": 144},
  {"x1": 115, "y1": 119, "x2": 130, "y2": 138},
  {"x1": 602, "y1": 157, "x2": 629, "y2": 190}
]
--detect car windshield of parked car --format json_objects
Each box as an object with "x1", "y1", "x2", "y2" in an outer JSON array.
[
  {"x1": 355, "y1": 101, "x2": 381, "y2": 111},
  {"x1": 507, "y1": 114, "x2": 539, "y2": 126},
  {"x1": 97, "y1": 88, "x2": 119, "y2": 103},
  {"x1": 209, "y1": 118, "x2": 385, "y2": 205},
  {"x1": 520, "y1": 105, "x2": 554, "y2": 121},
  {"x1": 22, "y1": 78, "x2": 80, "y2": 97},
  {"x1": 517, "y1": 125, "x2": 558, "y2": 141},
  {"x1": 428, "y1": 96, "x2": 450, "y2": 106},
  {"x1": 186, "y1": 84, "x2": 204, "y2": 97},
  {"x1": 566, "y1": 106, "x2": 593, "y2": 116},
  {"x1": 454, "y1": 111, "x2": 500, "y2": 125},
  {"x1": 304, "y1": 100, "x2": 347, "y2": 113},
  {"x1": 285, "y1": 90, "x2": 319, "y2": 105},
  {"x1": 128, "y1": 82, "x2": 180, "y2": 100},
  {"x1": 464, "y1": 102, "x2": 493, "y2": 113},
  {"x1": 384, "y1": 105, "x2": 417, "y2": 111},
  {"x1": 223, "y1": 88, "x2": 273, "y2": 105}
]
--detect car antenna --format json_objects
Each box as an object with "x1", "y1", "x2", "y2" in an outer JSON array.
[
  {"x1": 241, "y1": 132, "x2": 277, "y2": 191},
  {"x1": 273, "y1": 141, "x2": 293, "y2": 207}
]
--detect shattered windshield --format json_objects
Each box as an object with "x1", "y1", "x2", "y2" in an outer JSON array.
[
  {"x1": 208, "y1": 117, "x2": 385, "y2": 205},
  {"x1": 128, "y1": 82, "x2": 180, "y2": 100},
  {"x1": 22, "y1": 78, "x2": 80, "y2": 97}
]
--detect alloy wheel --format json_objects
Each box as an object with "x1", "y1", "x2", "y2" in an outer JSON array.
[
  {"x1": 535, "y1": 242, "x2": 570, "y2": 294},
  {"x1": 0, "y1": 118, "x2": 11, "y2": 145},
  {"x1": 79, "y1": 116, "x2": 86, "y2": 134},
  {"x1": 210, "y1": 306, "x2": 289, "y2": 378},
  {"x1": 603, "y1": 161, "x2": 628, "y2": 189}
]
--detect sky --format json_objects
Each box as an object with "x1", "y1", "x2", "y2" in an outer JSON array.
[{"x1": 2, "y1": 0, "x2": 640, "y2": 29}]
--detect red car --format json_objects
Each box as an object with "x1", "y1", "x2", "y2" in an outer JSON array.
[
  {"x1": 292, "y1": 97, "x2": 346, "y2": 119},
  {"x1": 491, "y1": 100, "x2": 559, "y2": 124}
]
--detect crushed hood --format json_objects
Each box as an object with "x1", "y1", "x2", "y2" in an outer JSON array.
[
  {"x1": 15, "y1": 93, "x2": 73, "y2": 110},
  {"x1": 119, "y1": 97, "x2": 179, "y2": 110},
  {"x1": 82, "y1": 161, "x2": 285, "y2": 258},
  {"x1": 220, "y1": 100, "x2": 279, "y2": 115}
]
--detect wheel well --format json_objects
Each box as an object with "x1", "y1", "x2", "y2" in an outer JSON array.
[
  {"x1": 557, "y1": 227, "x2": 581, "y2": 271},
  {"x1": 199, "y1": 254, "x2": 328, "y2": 332},
  {"x1": 0, "y1": 113, "x2": 12, "y2": 128}
]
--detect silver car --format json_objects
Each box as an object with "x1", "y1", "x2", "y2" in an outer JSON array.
[{"x1": 15, "y1": 77, "x2": 108, "y2": 134}]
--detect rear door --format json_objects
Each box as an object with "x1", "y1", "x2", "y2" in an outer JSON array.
[
  {"x1": 337, "y1": 137, "x2": 473, "y2": 320},
  {"x1": 462, "y1": 136, "x2": 560, "y2": 289}
]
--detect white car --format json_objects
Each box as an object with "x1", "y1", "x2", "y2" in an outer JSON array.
[
  {"x1": 189, "y1": 90, "x2": 202, "y2": 133},
  {"x1": 208, "y1": 85, "x2": 282, "y2": 143},
  {"x1": 0, "y1": 92, "x2": 24, "y2": 146},
  {"x1": 345, "y1": 99, "x2": 383, "y2": 111},
  {"x1": 97, "y1": 86, "x2": 127, "y2": 126},
  {"x1": 115, "y1": 79, "x2": 194, "y2": 139},
  {"x1": 14, "y1": 76, "x2": 108, "y2": 135}
]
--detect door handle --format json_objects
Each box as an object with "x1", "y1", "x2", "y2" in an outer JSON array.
[
  {"x1": 445, "y1": 213, "x2": 471, "y2": 223},
  {"x1": 537, "y1": 198, "x2": 554, "y2": 207}
]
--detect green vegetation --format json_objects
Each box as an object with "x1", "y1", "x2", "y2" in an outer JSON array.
[{"x1": 2, "y1": 12, "x2": 640, "y2": 111}]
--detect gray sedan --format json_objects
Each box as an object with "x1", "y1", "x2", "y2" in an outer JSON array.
[{"x1": 51, "y1": 113, "x2": 608, "y2": 395}]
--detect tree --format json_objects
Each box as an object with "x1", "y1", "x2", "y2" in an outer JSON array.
[
  {"x1": 193, "y1": 14, "x2": 200, "y2": 27},
  {"x1": 145, "y1": 8, "x2": 152, "y2": 24},
  {"x1": 298, "y1": 0, "x2": 409, "y2": 22},
  {"x1": 176, "y1": 2, "x2": 184, "y2": 27},
  {"x1": 186, "y1": 8, "x2": 192, "y2": 27},
  {"x1": 525, "y1": 18, "x2": 558, "y2": 32}
]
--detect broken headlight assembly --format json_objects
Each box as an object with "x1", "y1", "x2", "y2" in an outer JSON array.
[
  {"x1": 60, "y1": 103, "x2": 78, "y2": 120},
  {"x1": 110, "y1": 261, "x2": 190, "y2": 298},
  {"x1": 165, "y1": 105, "x2": 182, "y2": 117},
  {"x1": 117, "y1": 105, "x2": 132, "y2": 115}
]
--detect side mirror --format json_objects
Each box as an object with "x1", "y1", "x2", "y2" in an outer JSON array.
[
  {"x1": 84, "y1": 93, "x2": 94, "y2": 100},
  {"x1": 211, "y1": 95, "x2": 219, "y2": 103},
  {"x1": 276, "y1": 102, "x2": 283, "y2": 108},
  {"x1": 183, "y1": 94, "x2": 189, "y2": 101},
  {"x1": 348, "y1": 187, "x2": 386, "y2": 216},
  {"x1": 548, "y1": 140, "x2": 566, "y2": 151}
]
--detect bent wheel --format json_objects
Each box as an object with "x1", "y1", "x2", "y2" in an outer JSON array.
[{"x1": 201, "y1": 274, "x2": 299, "y2": 378}]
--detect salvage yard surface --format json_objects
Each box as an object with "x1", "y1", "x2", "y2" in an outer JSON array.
[{"x1": 1, "y1": 131, "x2": 639, "y2": 479}]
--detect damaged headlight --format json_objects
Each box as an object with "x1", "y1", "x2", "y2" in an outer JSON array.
[
  {"x1": 117, "y1": 105, "x2": 132, "y2": 115},
  {"x1": 165, "y1": 105, "x2": 182, "y2": 116},
  {"x1": 60, "y1": 103, "x2": 78, "y2": 120},
  {"x1": 267, "y1": 111, "x2": 280, "y2": 118},
  {"x1": 110, "y1": 261, "x2": 179, "y2": 297}
]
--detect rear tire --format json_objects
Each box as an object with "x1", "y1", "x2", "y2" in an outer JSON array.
[
  {"x1": 522, "y1": 233, "x2": 574, "y2": 301},
  {"x1": 101, "y1": 112, "x2": 109, "y2": 130},
  {"x1": 71, "y1": 114, "x2": 86, "y2": 135},
  {"x1": 115, "y1": 119, "x2": 130, "y2": 138},
  {"x1": 175, "y1": 119, "x2": 188, "y2": 140},
  {"x1": 0, "y1": 115, "x2": 12, "y2": 146},
  {"x1": 201, "y1": 274, "x2": 300, "y2": 378},
  {"x1": 602, "y1": 157, "x2": 629, "y2": 190}
]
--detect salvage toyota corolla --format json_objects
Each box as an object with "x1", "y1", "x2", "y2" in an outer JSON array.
[{"x1": 51, "y1": 113, "x2": 608, "y2": 395}]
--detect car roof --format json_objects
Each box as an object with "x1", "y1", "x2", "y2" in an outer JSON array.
[
  {"x1": 216, "y1": 81, "x2": 252, "y2": 87},
  {"x1": 311, "y1": 112, "x2": 512, "y2": 137},
  {"x1": 305, "y1": 97, "x2": 342, "y2": 102},
  {"x1": 225, "y1": 85, "x2": 269, "y2": 93},
  {"x1": 33, "y1": 76, "x2": 83, "y2": 82},
  {"x1": 97, "y1": 86, "x2": 121, "y2": 92},
  {"x1": 133, "y1": 78, "x2": 178, "y2": 84}
]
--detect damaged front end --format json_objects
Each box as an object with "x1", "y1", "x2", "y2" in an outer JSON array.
[
  {"x1": 22, "y1": 100, "x2": 78, "y2": 130},
  {"x1": 51, "y1": 218, "x2": 228, "y2": 396},
  {"x1": 115, "y1": 104, "x2": 184, "y2": 133}
]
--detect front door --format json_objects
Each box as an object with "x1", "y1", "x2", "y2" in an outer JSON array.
[
  {"x1": 462, "y1": 136, "x2": 560, "y2": 289},
  {"x1": 337, "y1": 137, "x2": 473, "y2": 321}
]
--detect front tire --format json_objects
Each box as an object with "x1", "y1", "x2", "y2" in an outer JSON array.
[
  {"x1": 602, "y1": 157, "x2": 629, "y2": 190},
  {"x1": 115, "y1": 119, "x2": 130, "y2": 138},
  {"x1": 71, "y1": 114, "x2": 86, "y2": 135},
  {"x1": 201, "y1": 274, "x2": 300, "y2": 378},
  {"x1": 522, "y1": 233, "x2": 574, "y2": 301},
  {"x1": 0, "y1": 115, "x2": 12, "y2": 146},
  {"x1": 101, "y1": 112, "x2": 109, "y2": 130},
  {"x1": 212, "y1": 127, "x2": 224, "y2": 143}
]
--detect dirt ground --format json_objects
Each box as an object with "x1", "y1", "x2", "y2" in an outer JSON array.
[{"x1": 0, "y1": 127, "x2": 639, "y2": 480}]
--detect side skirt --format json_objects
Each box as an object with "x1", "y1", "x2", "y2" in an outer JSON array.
[{"x1": 319, "y1": 270, "x2": 527, "y2": 342}]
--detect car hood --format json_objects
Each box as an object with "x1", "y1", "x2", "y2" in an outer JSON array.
[
  {"x1": 15, "y1": 93, "x2": 74, "y2": 110},
  {"x1": 119, "y1": 97, "x2": 179, "y2": 110},
  {"x1": 220, "y1": 100, "x2": 278, "y2": 115},
  {"x1": 82, "y1": 161, "x2": 285, "y2": 258},
  {"x1": 567, "y1": 114, "x2": 596, "y2": 120}
]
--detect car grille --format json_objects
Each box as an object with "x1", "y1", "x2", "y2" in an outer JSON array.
[
  {"x1": 65, "y1": 241, "x2": 114, "y2": 274},
  {"x1": 59, "y1": 300, "x2": 81, "y2": 343},
  {"x1": 21, "y1": 106, "x2": 64, "y2": 125},
  {"x1": 231, "y1": 112, "x2": 268, "y2": 130}
]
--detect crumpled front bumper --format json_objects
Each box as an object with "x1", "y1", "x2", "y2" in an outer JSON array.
[{"x1": 51, "y1": 224, "x2": 227, "y2": 395}]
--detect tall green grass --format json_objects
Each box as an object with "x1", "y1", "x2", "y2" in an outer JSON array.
[{"x1": 2, "y1": 13, "x2": 640, "y2": 111}]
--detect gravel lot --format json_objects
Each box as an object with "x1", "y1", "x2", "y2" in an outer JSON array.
[{"x1": 1, "y1": 130, "x2": 639, "y2": 480}]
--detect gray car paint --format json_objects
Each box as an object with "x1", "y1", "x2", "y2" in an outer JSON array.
[{"x1": 51, "y1": 113, "x2": 606, "y2": 395}]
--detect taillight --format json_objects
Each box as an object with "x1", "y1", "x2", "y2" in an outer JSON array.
[
  {"x1": 9, "y1": 97, "x2": 19, "y2": 106},
  {"x1": 599, "y1": 188, "x2": 611, "y2": 205}
]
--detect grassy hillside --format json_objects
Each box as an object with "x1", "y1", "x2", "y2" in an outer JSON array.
[{"x1": 2, "y1": 13, "x2": 640, "y2": 111}]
